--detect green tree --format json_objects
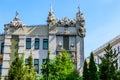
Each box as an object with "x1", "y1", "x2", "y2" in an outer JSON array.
[
  {"x1": 89, "y1": 52, "x2": 98, "y2": 80},
  {"x1": 99, "y1": 44, "x2": 119, "y2": 80},
  {"x1": 24, "y1": 53, "x2": 36, "y2": 80},
  {"x1": 41, "y1": 51, "x2": 51, "y2": 80},
  {"x1": 52, "y1": 50, "x2": 78, "y2": 80},
  {"x1": 8, "y1": 51, "x2": 26, "y2": 80},
  {"x1": 8, "y1": 51, "x2": 36, "y2": 80},
  {"x1": 116, "y1": 70, "x2": 120, "y2": 80},
  {"x1": 83, "y1": 59, "x2": 89, "y2": 80},
  {"x1": 41, "y1": 50, "x2": 79, "y2": 80},
  {"x1": 28, "y1": 53, "x2": 34, "y2": 69}
]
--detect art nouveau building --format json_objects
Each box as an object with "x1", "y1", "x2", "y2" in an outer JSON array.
[
  {"x1": 0, "y1": 6, "x2": 86, "y2": 79},
  {"x1": 93, "y1": 35, "x2": 120, "y2": 70}
]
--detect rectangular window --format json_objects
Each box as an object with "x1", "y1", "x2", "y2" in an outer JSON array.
[
  {"x1": 43, "y1": 39, "x2": 48, "y2": 49},
  {"x1": 97, "y1": 56, "x2": 99, "y2": 64},
  {"x1": 25, "y1": 59, "x2": 29, "y2": 66},
  {"x1": 34, "y1": 59, "x2": 39, "y2": 73},
  {"x1": 0, "y1": 65, "x2": 2, "y2": 75},
  {"x1": 63, "y1": 36, "x2": 69, "y2": 50},
  {"x1": 26, "y1": 38, "x2": 31, "y2": 49},
  {"x1": 42, "y1": 59, "x2": 46, "y2": 64},
  {"x1": 35, "y1": 38, "x2": 39, "y2": 49},
  {"x1": 118, "y1": 46, "x2": 120, "y2": 53},
  {"x1": 1, "y1": 42, "x2": 4, "y2": 54}
]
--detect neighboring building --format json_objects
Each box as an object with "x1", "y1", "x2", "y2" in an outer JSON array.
[
  {"x1": 0, "y1": 6, "x2": 86, "y2": 79},
  {"x1": 92, "y1": 35, "x2": 120, "y2": 70}
]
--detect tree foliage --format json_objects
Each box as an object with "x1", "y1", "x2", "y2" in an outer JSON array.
[
  {"x1": 89, "y1": 52, "x2": 98, "y2": 80},
  {"x1": 83, "y1": 59, "x2": 89, "y2": 80},
  {"x1": 99, "y1": 44, "x2": 119, "y2": 80},
  {"x1": 41, "y1": 51, "x2": 51, "y2": 80},
  {"x1": 24, "y1": 53, "x2": 36, "y2": 80},
  {"x1": 41, "y1": 50, "x2": 79, "y2": 80},
  {"x1": 8, "y1": 51, "x2": 26, "y2": 80},
  {"x1": 7, "y1": 52, "x2": 36, "y2": 80}
]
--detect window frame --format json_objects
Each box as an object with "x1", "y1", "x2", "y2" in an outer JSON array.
[
  {"x1": 34, "y1": 38, "x2": 40, "y2": 49},
  {"x1": 1, "y1": 42, "x2": 4, "y2": 54},
  {"x1": 0, "y1": 65, "x2": 2, "y2": 75},
  {"x1": 34, "y1": 59, "x2": 39, "y2": 73},
  {"x1": 25, "y1": 59, "x2": 29, "y2": 66},
  {"x1": 63, "y1": 36, "x2": 69, "y2": 50},
  {"x1": 42, "y1": 59, "x2": 46, "y2": 64},
  {"x1": 117, "y1": 46, "x2": 120, "y2": 53},
  {"x1": 26, "y1": 38, "x2": 31, "y2": 49},
  {"x1": 43, "y1": 39, "x2": 48, "y2": 49}
]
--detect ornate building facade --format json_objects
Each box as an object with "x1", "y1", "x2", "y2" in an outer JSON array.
[{"x1": 0, "y1": 6, "x2": 86, "y2": 79}]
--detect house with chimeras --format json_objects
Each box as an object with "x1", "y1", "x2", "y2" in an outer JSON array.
[{"x1": 0, "y1": 5, "x2": 86, "y2": 79}]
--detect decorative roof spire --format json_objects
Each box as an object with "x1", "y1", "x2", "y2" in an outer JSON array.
[
  {"x1": 16, "y1": 11, "x2": 19, "y2": 17},
  {"x1": 76, "y1": 6, "x2": 84, "y2": 22},
  {"x1": 47, "y1": 4, "x2": 56, "y2": 25},
  {"x1": 9, "y1": 11, "x2": 25, "y2": 28},
  {"x1": 78, "y1": 6, "x2": 80, "y2": 13},
  {"x1": 14, "y1": 11, "x2": 19, "y2": 21},
  {"x1": 50, "y1": 4, "x2": 53, "y2": 13}
]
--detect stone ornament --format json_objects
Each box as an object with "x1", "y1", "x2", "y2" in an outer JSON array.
[
  {"x1": 47, "y1": 5, "x2": 56, "y2": 26},
  {"x1": 56, "y1": 18, "x2": 76, "y2": 27},
  {"x1": 76, "y1": 7, "x2": 85, "y2": 27},
  {"x1": 78, "y1": 27, "x2": 86, "y2": 37},
  {"x1": 76, "y1": 6, "x2": 86, "y2": 37},
  {"x1": 9, "y1": 11, "x2": 25, "y2": 28}
]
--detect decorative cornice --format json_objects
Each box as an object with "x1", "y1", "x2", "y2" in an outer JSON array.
[{"x1": 56, "y1": 17, "x2": 76, "y2": 27}]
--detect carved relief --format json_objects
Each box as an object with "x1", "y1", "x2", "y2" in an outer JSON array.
[
  {"x1": 76, "y1": 7, "x2": 85, "y2": 28},
  {"x1": 76, "y1": 7, "x2": 86, "y2": 37},
  {"x1": 4, "y1": 11, "x2": 25, "y2": 34},
  {"x1": 47, "y1": 5, "x2": 56, "y2": 27},
  {"x1": 71, "y1": 52, "x2": 77, "y2": 63},
  {"x1": 56, "y1": 18, "x2": 76, "y2": 27},
  {"x1": 10, "y1": 11, "x2": 25, "y2": 28},
  {"x1": 78, "y1": 27, "x2": 86, "y2": 37}
]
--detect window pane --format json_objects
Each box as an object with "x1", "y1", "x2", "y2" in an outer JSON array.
[
  {"x1": 42, "y1": 59, "x2": 46, "y2": 64},
  {"x1": 63, "y1": 36, "x2": 69, "y2": 50},
  {"x1": 1, "y1": 42, "x2": 4, "y2": 54},
  {"x1": 34, "y1": 59, "x2": 39, "y2": 73},
  {"x1": 0, "y1": 65, "x2": 2, "y2": 75},
  {"x1": 26, "y1": 38, "x2": 31, "y2": 49},
  {"x1": 34, "y1": 65, "x2": 39, "y2": 73},
  {"x1": 43, "y1": 39, "x2": 48, "y2": 49},
  {"x1": 25, "y1": 59, "x2": 29, "y2": 65},
  {"x1": 34, "y1": 59, "x2": 39, "y2": 64},
  {"x1": 118, "y1": 46, "x2": 120, "y2": 52},
  {"x1": 35, "y1": 38, "x2": 39, "y2": 49}
]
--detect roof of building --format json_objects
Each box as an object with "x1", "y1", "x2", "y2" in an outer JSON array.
[
  {"x1": 13, "y1": 25, "x2": 48, "y2": 36},
  {"x1": 93, "y1": 35, "x2": 120, "y2": 56},
  {"x1": 27, "y1": 26, "x2": 48, "y2": 36}
]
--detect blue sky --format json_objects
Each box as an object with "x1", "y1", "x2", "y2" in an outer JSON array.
[{"x1": 0, "y1": 0, "x2": 120, "y2": 57}]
